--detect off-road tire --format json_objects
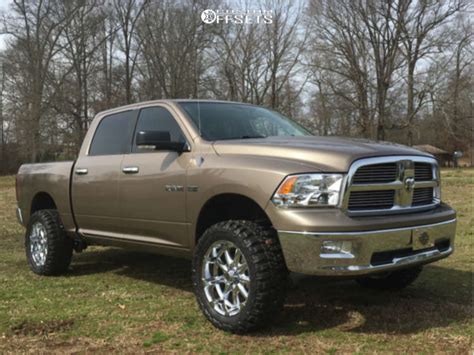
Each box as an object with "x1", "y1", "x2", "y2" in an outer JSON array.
[
  {"x1": 355, "y1": 266, "x2": 423, "y2": 290},
  {"x1": 192, "y1": 220, "x2": 288, "y2": 333},
  {"x1": 25, "y1": 209, "x2": 73, "y2": 276}
]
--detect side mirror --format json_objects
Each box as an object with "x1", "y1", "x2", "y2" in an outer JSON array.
[{"x1": 136, "y1": 131, "x2": 189, "y2": 153}]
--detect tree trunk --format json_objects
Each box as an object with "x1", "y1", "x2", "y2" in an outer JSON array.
[
  {"x1": 376, "y1": 84, "x2": 387, "y2": 141},
  {"x1": 406, "y1": 61, "x2": 416, "y2": 145}
]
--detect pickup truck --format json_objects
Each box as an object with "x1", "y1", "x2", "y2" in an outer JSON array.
[{"x1": 16, "y1": 99, "x2": 457, "y2": 333}]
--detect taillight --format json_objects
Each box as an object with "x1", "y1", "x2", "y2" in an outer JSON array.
[{"x1": 15, "y1": 174, "x2": 20, "y2": 202}]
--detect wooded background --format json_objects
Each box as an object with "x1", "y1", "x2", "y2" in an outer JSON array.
[{"x1": 0, "y1": 0, "x2": 471, "y2": 174}]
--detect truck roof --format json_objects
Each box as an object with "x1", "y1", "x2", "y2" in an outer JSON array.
[{"x1": 96, "y1": 99, "x2": 255, "y2": 117}]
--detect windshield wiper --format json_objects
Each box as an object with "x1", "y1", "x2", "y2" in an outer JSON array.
[
  {"x1": 218, "y1": 135, "x2": 267, "y2": 140},
  {"x1": 239, "y1": 135, "x2": 267, "y2": 139}
]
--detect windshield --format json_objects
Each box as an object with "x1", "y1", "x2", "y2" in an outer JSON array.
[{"x1": 178, "y1": 102, "x2": 311, "y2": 141}]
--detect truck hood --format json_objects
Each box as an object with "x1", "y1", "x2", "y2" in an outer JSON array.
[{"x1": 212, "y1": 136, "x2": 431, "y2": 172}]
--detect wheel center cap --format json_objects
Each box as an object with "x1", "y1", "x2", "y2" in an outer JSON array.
[{"x1": 227, "y1": 269, "x2": 241, "y2": 283}]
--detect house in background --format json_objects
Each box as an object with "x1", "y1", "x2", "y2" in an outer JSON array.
[
  {"x1": 413, "y1": 144, "x2": 453, "y2": 167},
  {"x1": 457, "y1": 147, "x2": 474, "y2": 167}
]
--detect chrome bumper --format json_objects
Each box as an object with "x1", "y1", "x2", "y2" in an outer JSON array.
[
  {"x1": 278, "y1": 219, "x2": 456, "y2": 276},
  {"x1": 16, "y1": 207, "x2": 24, "y2": 225}
]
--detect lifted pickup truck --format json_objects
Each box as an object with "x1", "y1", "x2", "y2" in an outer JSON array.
[{"x1": 16, "y1": 100, "x2": 456, "y2": 333}]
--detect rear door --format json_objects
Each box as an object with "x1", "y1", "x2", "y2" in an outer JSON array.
[
  {"x1": 72, "y1": 110, "x2": 137, "y2": 237},
  {"x1": 118, "y1": 105, "x2": 191, "y2": 248}
]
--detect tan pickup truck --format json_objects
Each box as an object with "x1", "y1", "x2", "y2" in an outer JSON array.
[{"x1": 16, "y1": 100, "x2": 456, "y2": 333}]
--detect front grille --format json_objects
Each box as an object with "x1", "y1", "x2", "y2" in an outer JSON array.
[
  {"x1": 345, "y1": 157, "x2": 439, "y2": 214},
  {"x1": 415, "y1": 163, "x2": 433, "y2": 181},
  {"x1": 412, "y1": 187, "x2": 434, "y2": 206},
  {"x1": 348, "y1": 190, "x2": 395, "y2": 210},
  {"x1": 352, "y1": 163, "x2": 397, "y2": 184}
]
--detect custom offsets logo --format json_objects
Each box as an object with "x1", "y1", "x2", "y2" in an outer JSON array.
[{"x1": 201, "y1": 9, "x2": 273, "y2": 24}]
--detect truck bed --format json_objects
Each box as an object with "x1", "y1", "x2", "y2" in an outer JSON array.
[{"x1": 17, "y1": 161, "x2": 76, "y2": 233}]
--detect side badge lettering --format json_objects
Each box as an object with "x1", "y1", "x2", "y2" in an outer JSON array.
[{"x1": 165, "y1": 185, "x2": 184, "y2": 192}]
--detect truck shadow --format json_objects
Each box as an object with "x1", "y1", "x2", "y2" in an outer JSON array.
[
  {"x1": 267, "y1": 268, "x2": 472, "y2": 336},
  {"x1": 70, "y1": 247, "x2": 472, "y2": 336}
]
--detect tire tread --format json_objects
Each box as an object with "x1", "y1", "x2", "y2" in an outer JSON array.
[
  {"x1": 26, "y1": 209, "x2": 73, "y2": 276},
  {"x1": 192, "y1": 220, "x2": 288, "y2": 333}
]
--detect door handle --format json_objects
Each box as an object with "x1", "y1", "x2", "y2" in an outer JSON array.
[
  {"x1": 75, "y1": 168, "x2": 88, "y2": 175},
  {"x1": 122, "y1": 166, "x2": 139, "y2": 174}
]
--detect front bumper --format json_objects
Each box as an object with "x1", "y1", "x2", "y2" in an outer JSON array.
[{"x1": 278, "y1": 218, "x2": 456, "y2": 276}]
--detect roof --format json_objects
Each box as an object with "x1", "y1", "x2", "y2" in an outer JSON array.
[
  {"x1": 96, "y1": 99, "x2": 254, "y2": 116},
  {"x1": 413, "y1": 144, "x2": 450, "y2": 155}
]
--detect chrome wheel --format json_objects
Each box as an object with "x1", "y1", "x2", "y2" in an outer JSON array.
[
  {"x1": 29, "y1": 222, "x2": 48, "y2": 267},
  {"x1": 202, "y1": 240, "x2": 250, "y2": 316}
]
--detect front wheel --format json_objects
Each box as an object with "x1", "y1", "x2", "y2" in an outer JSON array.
[
  {"x1": 192, "y1": 220, "x2": 288, "y2": 333},
  {"x1": 25, "y1": 210, "x2": 73, "y2": 276},
  {"x1": 355, "y1": 266, "x2": 423, "y2": 290}
]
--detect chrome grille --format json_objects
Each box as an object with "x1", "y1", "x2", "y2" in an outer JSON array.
[
  {"x1": 414, "y1": 163, "x2": 433, "y2": 181},
  {"x1": 412, "y1": 187, "x2": 434, "y2": 206},
  {"x1": 343, "y1": 156, "x2": 440, "y2": 215},
  {"x1": 348, "y1": 190, "x2": 395, "y2": 210},
  {"x1": 352, "y1": 163, "x2": 397, "y2": 184}
]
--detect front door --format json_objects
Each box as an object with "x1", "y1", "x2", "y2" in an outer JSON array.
[
  {"x1": 118, "y1": 105, "x2": 190, "y2": 248},
  {"x1": 72, "y1": 110, "x2": 137, "y2": 237}
]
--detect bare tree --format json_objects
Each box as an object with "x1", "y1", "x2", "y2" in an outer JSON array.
[
  {"x1": 209, "y1": 0, "x2": 307, "y2": 111},
  {"x1": 1, "y1": 0, "x2": 78, "y2": 162},
  {"x1": 0, "y1": 0, "x2": 470, "y2": 171},
  {"x1": 113, "y1": 0, "x2": 149, "y2": 104},
  {"x1": 57, "y1": 0, "x2": 108, "y2": 150},
  {"x1": 308, "y1": 0, "x2": 375, "y2": 137},
  {"x1": 99, "y1": 6, "x2": 119, "y2": 110},
  {"x1": 443, "y1": 19, "x2": 473, "y2": 150},
  {"x1": 400, "y1": 0, "x2": 464, "y2": 145},
  {"x1": 137, "y1": 0, "x2": 210, "y2": 100},
  {"x1": 210, "y1": 21, "x2": 266, "y2": 102},
  {"x1": 0, "y1": 61, "x2": 5, "y2": 169},
  {"x1": 263, "y1": 0, "x2": 307, "y2": 109},
  {"x1": 356, "y1": 0, "x2": 410, "y2": 140}
]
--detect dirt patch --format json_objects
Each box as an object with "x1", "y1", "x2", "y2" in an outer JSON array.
[
  {"x1": 10, "y1": 319, "x2": 74, "y2": 336},
  {"x1": 1, "y1": 335, "x2": 146, "y2": 354}
]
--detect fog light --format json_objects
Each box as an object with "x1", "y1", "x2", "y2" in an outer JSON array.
[{"x1": 320, "y1": 241, "x2": 353, "y2": 258}]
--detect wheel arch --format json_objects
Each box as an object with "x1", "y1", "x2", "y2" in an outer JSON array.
[
  {"x1": 30, "y1": 192, "x2": 57, "y2": 215},
  {"x1": 194, "y1": 193, "x2": 273, "y2": 245}
]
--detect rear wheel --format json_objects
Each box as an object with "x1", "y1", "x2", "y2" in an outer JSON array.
[
  {"x1": 192, "y1": 220, "x2": 288, "y2": 333},
  {"x1": 25, "y1": 210, "x2": 73, "y2": 276},
  {"x1": 355, "y1": 266, "x2": 423, "y2": 290}
]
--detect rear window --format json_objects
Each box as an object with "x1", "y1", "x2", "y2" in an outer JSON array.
[{"x1": 89, "y1": 111, "x2": 136, "y2": 156}]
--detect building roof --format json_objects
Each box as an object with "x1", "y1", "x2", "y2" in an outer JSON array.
[{"x1": 413, "y1": 144, "x2": 450, "y2": 155}]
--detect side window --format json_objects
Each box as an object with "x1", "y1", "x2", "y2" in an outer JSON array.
[
  {"x1": 89, "y1": 111, "x2": 136, "y2": 156},
  {"x1": 133, "y1": 107, "x2": 185, "y2": 153}
]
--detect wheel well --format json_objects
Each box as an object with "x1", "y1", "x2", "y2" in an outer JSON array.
[
  {"x1": 31, "y1": 192, "x2": 57, "y2": 215},
  {"x1": 195, "y1": 194, "x2": 272, "y2": 242}
]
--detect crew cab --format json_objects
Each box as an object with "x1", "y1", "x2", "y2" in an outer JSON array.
[{"x1": 16, "y1": 100, "x2": 456, "y2": 333}]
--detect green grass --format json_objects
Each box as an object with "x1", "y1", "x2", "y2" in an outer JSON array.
[{"x1": 0, "y1": 170, "x2": 472, "y2": 353}]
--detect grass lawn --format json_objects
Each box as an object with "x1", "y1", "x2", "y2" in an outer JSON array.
[{"x1": 0, "y1": 169, "x2": 472, "y2": 353}]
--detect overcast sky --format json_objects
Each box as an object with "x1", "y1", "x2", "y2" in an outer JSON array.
[
  {"x1": 0, "y1": 0, "x2": 9, "y2": 9},
  {"x1": 0, "y1": 0, "x2": 10, "y2": 49}
]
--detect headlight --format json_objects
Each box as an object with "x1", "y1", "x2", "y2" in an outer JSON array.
[{"x1": 272, "y1": 173, "x2": 344, "y2": 208}]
